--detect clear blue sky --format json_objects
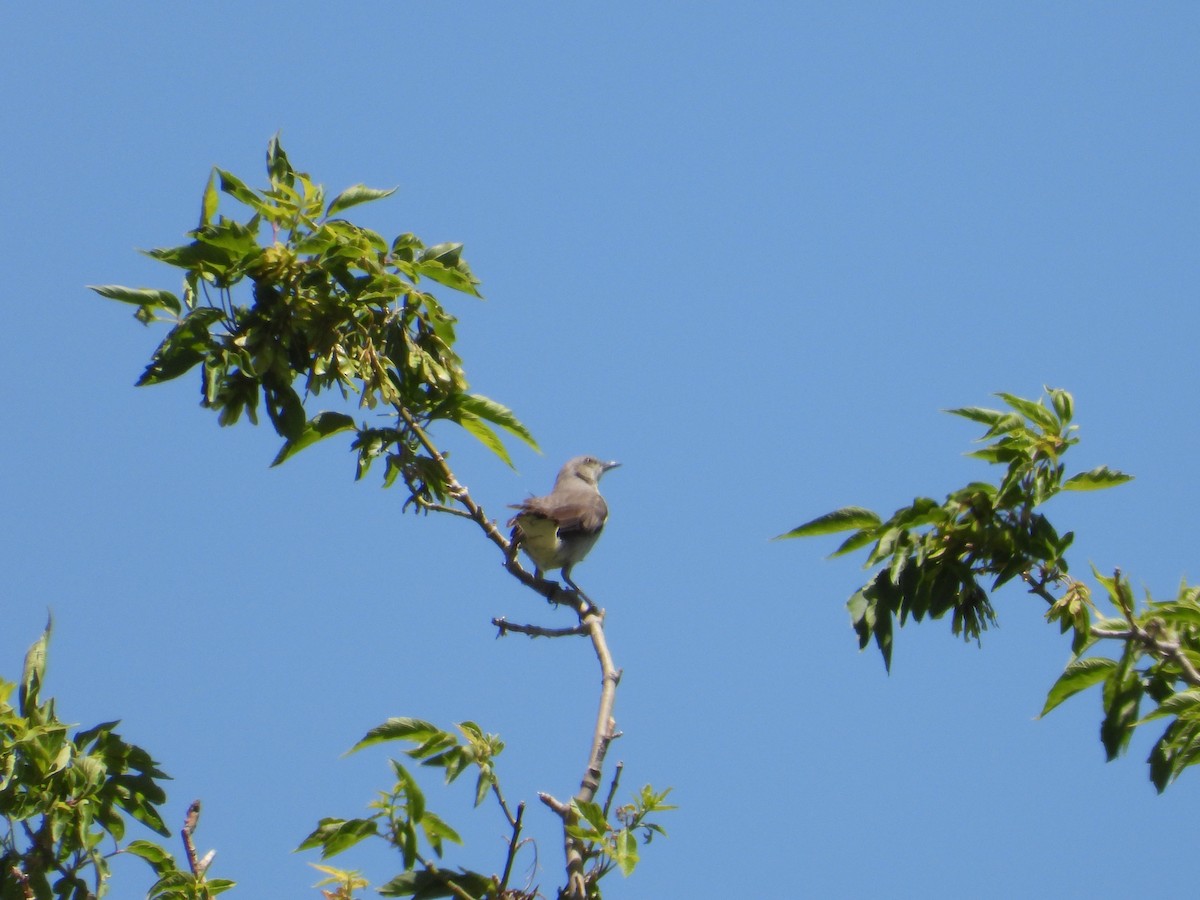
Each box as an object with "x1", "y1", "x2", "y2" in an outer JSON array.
[{"x1": 3, "y1": 4, "x2": 1197, "y2": 897}]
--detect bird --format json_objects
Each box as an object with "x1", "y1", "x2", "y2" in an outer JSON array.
[{"x1": 507, "y1": 455, "x2": 620, "y2": 592}]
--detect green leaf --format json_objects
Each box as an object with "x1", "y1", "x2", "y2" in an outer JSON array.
[
  {"x1": 137, "y1": 307, "x2": 224, "y2": 386},
  {"x1": 455, "y1": 394, "x2": 538, "y2": 451},
  {"x1": 352, "y1": 718, "x2": 450, "y2": 753},
  {"x1": 1040, "y1": 656, "x2": 1117, "y2": 716},
  {"x1": 1048, "y1": 387, "x2": 1074, "y2": 423},
  {"x1": 377, "y1": 870, "x2": 496, "y2": 899},
  {"x1": 90, "y1": 284, "x2": 182, "y2": 317},
  {"x1": 415, "y1": 243, "x2": 482, "y2": 297},
  {"x1": 327, "y1": 184, "x2": 398, "y2": 217},
  {"x1": 831, "y1": 528, "x2": 877, "y2": 557},
  {"x1": 996, "y1": 392, "x2": 1059, "y2": 431},
  {"x1": 200, "y1": 171, "x2": 219, "y2": 226},
  {"x1": 1100, "y1": 645, "x2": 1143, "y2": 761},
  {"x1": 614, "y1": 828, "x2": 640, "y2": 876},
  {"x1": 457, "y1": 414, "x2": 512, "y2": 467},
  {"x1": 267, "y1": 133, "x2": 295, "y2": 187},
  {"x1": 774, "y1": 507, "x2": 881, "y2": 540},
  {"x1": 270, "y1": 412, "x2": 358, "y2": 467},
  {"x1": 946, "y1": 406, "x2": 1005, "y2": 427},
  {"x1": 576, "y1": 800, "x2": 609, "y2": 833},
  {"x1": 122, "y1": 839, "x2": 176, "y2": 875},
  {"x1": 1062, "y1": 466, "x2": 1134, "y2": 491},
  {"x1": 296, "y1": 817, "x2": 378, "y2": 858},
  {"x1": 1137, "y1": 688, "x2": 1200, "y2": 723},
  {"x1": 20, "y1": 621, "x2": 51, "y2": 714},
  {"x1": 217, "y1": 168, "x2": 260, "y2": 207}
]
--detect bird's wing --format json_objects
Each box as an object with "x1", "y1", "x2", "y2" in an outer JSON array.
[{"x1": 507, "y1": 493, "x2": 608, "y2": 535}]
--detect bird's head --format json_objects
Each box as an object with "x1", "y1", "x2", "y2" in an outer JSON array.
[{"x1": 558, "y1": 455, "x2": 621, "y2": 488}]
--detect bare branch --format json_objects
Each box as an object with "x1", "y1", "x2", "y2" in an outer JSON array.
[
  {"x1": 389, "y1": 406, "x2": 628, "y2": 899},
  {"x1": 492, "y1": 617, "x2": 589, "y2": 639},
  {"x1": 181, "y1": 799, "x2": 211, "y2": 878},
  {"x1": 498, "y1": 800, "x2": 526, "y2": 894},
  {"x1": 601, "y1": 761, "x2": 624, "y2": 820}
]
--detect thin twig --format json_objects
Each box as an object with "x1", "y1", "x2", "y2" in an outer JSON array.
[
  {"x1": 1093, "y1": 627, "x2": 1200, "y2": 687},
  {"x1": 498, "y1": 800, "x2": 526, "y2": 893},
  {"x1": 601, "y1": 761, "x2": 624, "y2": 819},
  {"x1": 492, "y1": 617, "x2": 589, "y2": 639}
]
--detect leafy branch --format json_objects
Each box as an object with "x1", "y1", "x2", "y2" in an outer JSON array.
[
  {"x1": 0, "y1": 625, "x2": 212, "y2": 900},
  {"x1": 779, "y1": 388, "x2": 1200, "y2": 790},
  {"x1": 96, "y1": 138, "x2": 669, "y2": 897}
]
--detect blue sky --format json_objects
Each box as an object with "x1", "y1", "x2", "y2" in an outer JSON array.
[{"x1": 3, "y1": 4, "x2": 1197, "y2": 897}]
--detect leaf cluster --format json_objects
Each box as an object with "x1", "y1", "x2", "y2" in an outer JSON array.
[
  {"x1": 298, "y1": 719, "x2": 511, "y2": 899},
  {"x1": 92, "y1": 136, "x2": 536, "y2": 508},
  {"x1": 0, "y1": 625, "x2": 183, "y2": 899},
  {"x1": 779, "y1": 388, "x2": 1129, "y2": 670},
  {"x1": 566, "y1": 785, "x2": 675, "y2": 887},
  {"x1": 1041, "y1": 574, "x2": 1200, "y2": 791},
  {"x1": 782, "y1": 387, "x2": 1200, "y2": 789}
]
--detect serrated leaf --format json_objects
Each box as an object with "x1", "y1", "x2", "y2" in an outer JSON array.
[
  {"x1": 352, "y1": 718, "x2": 449, "y2": 753},
  {"x1": 1062, "y1": 466, "x2": 1134, "y2": 491},
  {"x1": 774, "y1": 507, "x2": 881, "y2": 540},
  {"x1": 327, "y1": 184, "x2": 398, "y2": 217},
  {"x1": 1040, "y1": 656, "x2": 1117, "y2": 716},
  {"x1": 946, "y1": 406, "x2": 1005, "y2": 426},
  {"x1": 997, "y1": 392, "x2": 1059, "y2": 431}
]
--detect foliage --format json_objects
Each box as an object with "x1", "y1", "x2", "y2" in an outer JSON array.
[
  {"x1": 91, "y1": 135, "x2": 536, "y2": 508},
  {"x1": 565, "y1": 784, "x2": 675, "y2": 886},
  {"x1": 299, "y1": 719, "x2": 671, "y2": 899},
  {"x1": 97, "y1": 139, "x2": 669, "y2": 899},
  {"x1": 0, "y1": 625, "x2": 219, "y2": 899},
  {"x1": 781, "y1": 387, "x2": 1200, "y2": 790}
]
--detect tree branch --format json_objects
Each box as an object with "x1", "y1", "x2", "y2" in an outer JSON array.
[
  {"x1": 492, "y1": 617, "x2": 589, "y2": 639},
  {"x1": 498, "y1": 800, "x2": 525, "y2": 894},
  {"x1": 390, "y1": 406, "x2": 626, "y2": 899}
]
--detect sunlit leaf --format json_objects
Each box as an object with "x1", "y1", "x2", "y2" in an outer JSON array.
[
  {"x1": 89, "y1": 284, "x2": 182, "y2": 316},
  {"x1": 1062, "y1": 466, "x2": 1134, "y2": 491},
  {"x1": 775, "y1": 507, "x2": 881, "y2": 540},
  {"x1": 327, "y1": 184, "x2": 398, "y2": 216},
  {"x1": 1040, "y1": 656, "x2": 1117, "y2": 716}
]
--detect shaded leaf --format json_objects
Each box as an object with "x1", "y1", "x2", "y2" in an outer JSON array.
[
  {"x1": 271, "y1": 412, "x2": 358, "y2": 467},
  {"x1": 296, "y1": 817, "x2": 378, "y2": 858}
]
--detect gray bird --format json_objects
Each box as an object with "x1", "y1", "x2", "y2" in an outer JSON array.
[{"x1": 507, "y1": 455, "x2": 621, "y2": 592}]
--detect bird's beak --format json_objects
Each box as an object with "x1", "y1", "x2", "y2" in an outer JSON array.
[{"x1": 601, "y1": 460, "x2": 621, "y2": 473}]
